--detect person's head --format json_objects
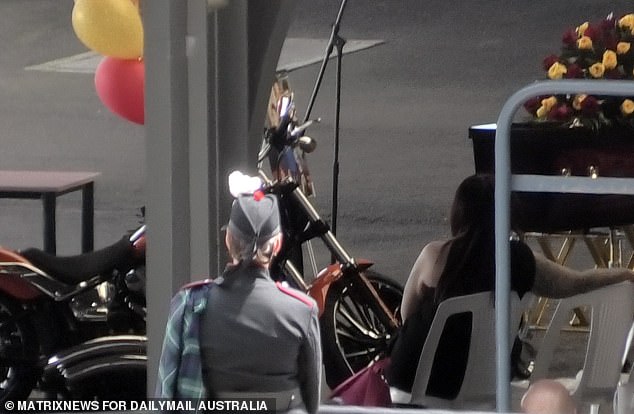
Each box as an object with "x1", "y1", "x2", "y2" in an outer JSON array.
[
  {"x1": 435, "y1": 174, "x2": 496, "y2": 301},
  {"x1": 521, "y1": 379, "x2": 577, "y2": 414},
  {"x1": 449, "y1": 173, "x2": 495, "y2": 237},
  {"x1": 225, "y1": 193, "x2": 282, "y2": 267}
]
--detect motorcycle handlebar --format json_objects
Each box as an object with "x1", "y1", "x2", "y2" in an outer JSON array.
[{"x1": 129, "y1": 225, "x2": 145, "y2": 243}]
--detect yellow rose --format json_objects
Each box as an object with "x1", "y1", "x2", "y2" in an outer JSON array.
[
  {"x1": 535, "y1": 106, "x2": 548, "y2": 119},
  {"x1": 577, "y1": 36, "x2": 593, "y2": 50},
  {"x1": 589, "y1": 62, "x2": 605, "y2": 78},
  {"x1": 577, "y1": 22, "x2": 589, "y2": 36},
  {"x1": 548, "y1": 62, "x2": 568, "y2": 79},
  {"x1": 617, "y1": 42, "x2": 631, "y2": 54},
  {"x1": 602, "y1": 50, "x2": 618, "y2": 70},
  {"x1": 536, "y1": 106, "x2": 548, "y2": 118},
  {"x1": 536, "y1": 96, "x2": 557, "y2": 118},
  {"x1": 572, "y1": 94, "x2": 587, "y2": 111},
  {"x1": 621, "y1": 99, "x2": 634, "y2": 116},
  {"x1": 541, "y1": 96, "x2": 558, "y2": 111},
  {"x1": 619, "y1": 14, "x2": 634, "y2": 29}
]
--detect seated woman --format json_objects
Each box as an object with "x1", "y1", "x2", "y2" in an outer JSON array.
[{"x1": 386, "y1": 174, "x2": 634, "y2": 399}]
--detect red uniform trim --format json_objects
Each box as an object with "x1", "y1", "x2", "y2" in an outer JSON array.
[
  {"x1": 276, "y1": 282, "x2": 314, "y2": 308},
  {"x1": 181, "y1": 278, "x2": 213, "y2": 291}
]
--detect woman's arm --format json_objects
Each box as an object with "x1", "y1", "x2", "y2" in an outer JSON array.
[{"x1": 531, "y1": 251, "x2": 634, "y2": 299}]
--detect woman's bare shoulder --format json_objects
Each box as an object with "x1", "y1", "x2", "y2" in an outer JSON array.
[
  {"x1": 400, "y1": 240, "x2": 448, "y2": 320},
  {"x1": 421, "y1": 240, "x2": 445, "y2": 256},
  {"x1": 414, "y1": 240, "x2": 448, "y2": 286}
]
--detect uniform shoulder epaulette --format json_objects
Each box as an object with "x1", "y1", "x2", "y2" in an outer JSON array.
[
  {"x1": 275, "y1": 282, "x2": 314, "y2": 308},
  {"x1": 181, "y1": 278, "x2": 213, "y2": 291}
]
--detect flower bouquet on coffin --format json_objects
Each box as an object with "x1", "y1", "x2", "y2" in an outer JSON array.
[{"x1": 524, "y1": 12, "x2": 634, "y2": 130}]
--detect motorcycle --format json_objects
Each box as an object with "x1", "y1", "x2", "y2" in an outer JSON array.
[
  {"x1": 0, "y1": 223, "x2": 146, "y2": 401},
  {"x1": 249, "y1": 76, "x2": 403, "y2": 388}
]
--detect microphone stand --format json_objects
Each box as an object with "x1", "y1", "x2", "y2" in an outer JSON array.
[{"x1": 303, "y1": 0, "x2": 349, "y2": 250}]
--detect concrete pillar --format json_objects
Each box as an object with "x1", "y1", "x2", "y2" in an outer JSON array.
[
  {"x1": 144, "y1": 0, "x2": 191, "y2": 394},
  {"x1": 144, "y1": 0, "x2": 296, "y2": 395}
]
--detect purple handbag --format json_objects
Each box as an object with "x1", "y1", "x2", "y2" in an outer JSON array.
[{"x1": 329, "y1": 357, "x2": 392, "y2": 407}]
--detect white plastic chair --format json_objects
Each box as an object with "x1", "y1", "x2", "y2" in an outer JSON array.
[
  {"x1": 528, "y1": 281, "x2": 634, "y2": 403},
  {"x1": 390, "y1": 290, "x2": 523, "y2": 409}
]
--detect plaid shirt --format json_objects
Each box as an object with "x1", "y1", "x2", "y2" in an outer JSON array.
[{"x1": 155, "y1": 279, "x2": 213, "y2": 401}]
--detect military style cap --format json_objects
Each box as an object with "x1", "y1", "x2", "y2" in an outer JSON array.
[{"x1": 227, "y1": 194, "x2": 281, "y2": 244}]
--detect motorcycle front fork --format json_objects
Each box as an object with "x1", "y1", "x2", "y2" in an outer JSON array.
[{"x1": 283, "y1": 185, "x2": 399, "y2": 330}]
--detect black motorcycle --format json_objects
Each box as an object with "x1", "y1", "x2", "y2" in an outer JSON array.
[
  {"x1": 0, "y1": 224, "x2": 146, "y2": 401},
  {"x1": 252, "y1": 77, "x2": 403, "y2": 388}
]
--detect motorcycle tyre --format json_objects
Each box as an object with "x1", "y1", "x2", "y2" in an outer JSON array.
[
  {"x1": 0, "y1": 294, "x2": 40, "y2": 402},
  {"x1": 320, "y1": 272, "x2": 403, "y2": 389}
]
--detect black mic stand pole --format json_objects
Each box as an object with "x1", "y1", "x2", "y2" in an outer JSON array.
[{"x1": 303, "y1": 0, "x2": 349, "y2": 248}]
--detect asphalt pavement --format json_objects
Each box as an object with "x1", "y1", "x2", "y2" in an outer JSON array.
[
  {"x1": 3, "y1": 0, "x2": 633, "y2": 280},
  {"x1": 3, "y1": 0, "x2": 634, "y2": 411}
]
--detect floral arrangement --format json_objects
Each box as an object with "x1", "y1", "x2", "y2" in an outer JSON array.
[{"x1": 524, "y1": 12, "x2": 634, "y2": 130}]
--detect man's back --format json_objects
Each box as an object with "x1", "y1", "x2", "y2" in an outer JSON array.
[{"x1": 199, "y1": 265, "x2": 320, "y2": 412}]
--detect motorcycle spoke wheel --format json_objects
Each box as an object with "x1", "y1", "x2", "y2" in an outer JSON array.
[
  {"x1": 321, "y1": 272, "x2": 403, "y2": 389},
  {"x1": 0, "y1": 295, "x2": 39, "y2": 402}
]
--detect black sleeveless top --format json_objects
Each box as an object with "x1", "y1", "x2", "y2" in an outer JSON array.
[{"x1": 386, "y1": 240, "x2": 535, "y2": 398}]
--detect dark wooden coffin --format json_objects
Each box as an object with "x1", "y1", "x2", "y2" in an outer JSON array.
[{"x1": 468, "y1": 122, "x2": 634, "y2": 232}]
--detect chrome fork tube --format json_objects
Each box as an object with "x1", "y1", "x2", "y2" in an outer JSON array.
[{"x1": 282, "y1": 260, "x2": 310, "y2": 291}]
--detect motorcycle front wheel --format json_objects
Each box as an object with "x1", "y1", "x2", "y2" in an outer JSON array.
[
  {"x1": 0, "y1": 294, "x2": 40, "y2": 402},
  {"x1": 320, "y1": 271, "x2": 403, "y2": 389}
]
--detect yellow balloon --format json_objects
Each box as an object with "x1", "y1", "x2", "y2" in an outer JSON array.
[{"x1": 72, "y1": 0, "x2": 143, "y2": 59}]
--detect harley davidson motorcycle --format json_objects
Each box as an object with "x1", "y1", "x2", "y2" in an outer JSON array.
[
  {"x1": 251, "y1": 77, "x2": 403, "y2": 388},
  {"x1": 0, "y1": 224, "x2": 147, "y2": 402}
]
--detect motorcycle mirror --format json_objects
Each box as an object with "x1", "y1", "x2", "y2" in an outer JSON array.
[
  {"x1": 298, "y1": 136, "x2": 317, "y2": 153},
  {"x1": 290, "y1": 118, "x2": 320, "y2": 138}
]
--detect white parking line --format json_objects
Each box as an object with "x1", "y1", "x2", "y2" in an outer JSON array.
[{"x1": 25, "y1": 38, "x2": 384, "y2": 74}]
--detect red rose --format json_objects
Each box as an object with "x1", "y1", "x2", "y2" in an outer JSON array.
[
  {"x1": 599, "y1": 17, "x2": 615, "y2": 31},
  {"x1": 602, "y1": 32, "x2": 619, "y2": 50},
  {"x1": 580, "y1": 95, "x2": 600, "y2": 115},
  {"x1": 604, "y1": 68, "x2": 624, "y2": 79},
  {"x1": 547, "y1": 104, "x2": 573, "y2": 121},
  {"x1": 523, "y1": 96, "x2": 542, "y2": 115},
  {"x1": 542, "y1": 54, "x2": 560, "y2": 71},
  {"x1": 562, "y1": 29, "x2": 577, "y2": 47},
  {"x1": 583, "y1": 24, "x2": 599, "y2": 41},
  {"x1": 565, "y1": 63, "x2": 584, "y2": 78}
]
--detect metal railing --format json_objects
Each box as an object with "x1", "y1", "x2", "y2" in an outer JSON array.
[{"x1": 494, "y1": 79, "x2": 634, "y2": 411}]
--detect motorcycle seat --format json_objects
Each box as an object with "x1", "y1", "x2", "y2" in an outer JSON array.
[{"x1": 19, "y1": 237, "x2": 134, "y2": 285}]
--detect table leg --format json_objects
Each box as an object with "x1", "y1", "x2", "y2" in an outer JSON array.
[
  {"x1": 82, "y1": 182, "x2": 94, "y2": 252},
  {"x1": 42, "y1": 193, "x2": 56, "y2": 254}
]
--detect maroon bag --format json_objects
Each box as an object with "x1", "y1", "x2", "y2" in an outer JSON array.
[{"x1": 329, "y1": 357, "x2": 392, "y2": 407}]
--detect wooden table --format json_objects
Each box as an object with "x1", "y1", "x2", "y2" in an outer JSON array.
[{"x1": 0, "y1": 170, "x2": 101, "y2": 254}]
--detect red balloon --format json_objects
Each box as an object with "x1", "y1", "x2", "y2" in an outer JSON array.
[{"x1": 94, "y1": 57, "x2": 145, "y2": 125}]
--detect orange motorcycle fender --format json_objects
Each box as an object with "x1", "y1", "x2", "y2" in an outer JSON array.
[
  {"x1": 0, "y1": 247, "x2": 44, "y2": 300},
  {"x1": 307, "y1": 259, "x2": 373, "y2": 317}
]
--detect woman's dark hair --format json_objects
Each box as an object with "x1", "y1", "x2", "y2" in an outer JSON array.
[{"x1": 434, "y1": 174, "x2": 496, "y2": 303}]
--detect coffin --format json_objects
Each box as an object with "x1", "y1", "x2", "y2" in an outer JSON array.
[{"x1": 468, "y1": 122, "x2": 634, "y2": 232}]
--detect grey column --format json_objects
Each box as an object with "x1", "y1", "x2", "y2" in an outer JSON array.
[
  {"x1": 214, "y1": 1, "x2": 249, "y2": 268},
  {"x1": 144, "y1": 0, "x2": 296, "y2": 395},
  {"x1": 144, "y1": 0, "x2": 191, "y2": 393},
  {"x1": 188, "y1": 0, "x2": 218, "y2": 277}
]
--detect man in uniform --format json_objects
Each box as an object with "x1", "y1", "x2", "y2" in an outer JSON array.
[{"x1": 199, "y1": 192, "x2": 322, "y2": 414}]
